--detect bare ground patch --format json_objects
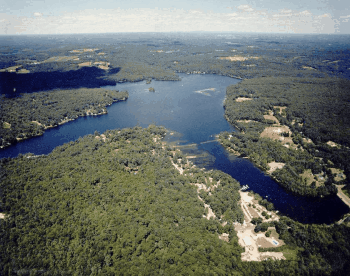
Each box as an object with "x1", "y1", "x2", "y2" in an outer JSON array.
[
  {"x1": 330, "y1": 168, "x2": 346, "y2": 182},
  {"x1": 247, "y1": 207, "x2": 260, "y2": 218},
  {"x1": 302, "y1": 66, "x2": 316, "y2": 70},
  {"x1": 235, "y1": 97, "x2": 253, "y2": 102},
  {"x1": 260, "y1": 125, "x2": 297, "y2": 148},
  {"x1": 263, "y1": 114, "x2": 280, "y2": 124},
  {"x1": 0, "y1": 65, "x2": 22, "y2": 72},
  {"x1": 219, "y1": 56, "x2": 260, "y2": 62},
  {"x1": 299, "y1": 169, "x2": 322, "y2": 187},
  {"x1": 267, "y1": 162, "x2": 285, "y2": 174},
  {"x1": 78, "y1": 61, "x2": 92, "y2": 67},
  {"x1": 327, "y1": 141, "x2": 341, "y2": 148},
  {"x1": 235, "y1": 191, "x2": 285, "y2": 261},
  {"x1": 273, "y1": 106, "x2": 287, "y2": 115},
  {"x1": 219, "y1": 233, "x2": 229, "y2": 242}
]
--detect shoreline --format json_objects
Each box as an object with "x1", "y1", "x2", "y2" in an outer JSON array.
[
  {"x1": 337, "y1": 185, "x2": 350, "y2": 209},
  {"x1": 217, "y1": 135, "x2": 350, "y2": 217},
  {"x1": 0, "y1": 98, "x2": 127, "y2": 152}
]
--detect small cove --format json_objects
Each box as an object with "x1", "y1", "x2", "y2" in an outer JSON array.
[{"x1": 0, "y1": 73, "x2": 349, "y2": 224}]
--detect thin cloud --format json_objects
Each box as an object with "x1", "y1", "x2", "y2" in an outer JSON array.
[
  {"x1": 237, "y1": 5, "x2": 254, "y2": 12},
  {"x1": 0, "y1": 7, "x2": 346, "y2": 34}
]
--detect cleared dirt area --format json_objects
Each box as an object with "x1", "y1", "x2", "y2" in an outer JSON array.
[
  {"x1": 260, "y1": 125, "x2": 292, "y2": 141},
  {"x1": 263, "y1": 114, "x2": 280, "y2": 124},
  {"x1": 0, "y1": 213, "x2": 5, "y2": 219},
  {"x1": 78, "y1": 61, "x2": 92, "y2": 67},
  {"x1": 330, "y1": 168, "x2": 346, "y2": 182},
  {"x1": 0, "y1": 65, "x2": 29, "y2": 73},
  {"x1": 247, "y1": 206, "x2": 260, "y2": 218},
  {"x1": 267, "y1": 162, "x2": 285, "y2": 174},
  {"x1": 70, "y1": 48, "x2": 99, "y2": 54},
  {"x1": 302, "y1": 66, "x2": 316, "y2": 70},
  {"x1": 235, "y1": 191, "x2": 285, "y2": 261},
  {"x1": 235, "y1": 97, "x2": 253, "y2": 102},
  {"x1": 273, "y1": 106, "x2": 287, "y2": 115},
  {"x1": 299, "y1": 169, "x2": 323, "y2": 187},
  {"x1": 219, "y1": 56, "x2": 260, "y2": 62},
  {"x1": 93, "y1": 61, "x2": 110, "y2": 70},
  {"x1": 169, "y1": 145, "x2": 285, "y2": 262},
  {"x1": 327, "y1": 141, "x2": 341, "y2": 148},
  {"x1": 236, "y1": 120, "x2": 254, "y2": 123},
  {"x1": 219, "y1": 233, "x2": 229, "y2": 242}
]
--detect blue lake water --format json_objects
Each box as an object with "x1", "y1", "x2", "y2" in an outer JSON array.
[{"x1": 1, "y1": 73, "x2": 349, "y2": 224}]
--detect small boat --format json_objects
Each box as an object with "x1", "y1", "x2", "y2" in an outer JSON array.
[{"x1": 241, "y1": 185, "x2": 249, "y2": 191}]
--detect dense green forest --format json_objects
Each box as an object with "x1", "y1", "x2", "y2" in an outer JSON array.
[
  {"x1": 219, "y1": 76, "x2": 350, "y2": 197},
  {"x1": 2, "y1": 33, "x2": 348, "y2": 89},
  {"x1": 0, "y1": 126, "x2": 244, "y2": 274},
  {"x1": 1, "y1": 34, "x2": 350, "y2": 274},
  {"x1": 1, "y1": 126, "x2": 350, "y2": 275},
  {"x1": 0, "y1": 88, "x2": 128, "y2": 148}
]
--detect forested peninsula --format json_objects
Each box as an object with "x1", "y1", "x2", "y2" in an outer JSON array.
[
  {"x1": 0, "y1": 88, "x2": 128, "y2": 149},
  {"x1": 219, "y1": 76, "x2": 350, "y2": 198},
  {"x1": 1, "y1": 126, "x2": 350, "y2": 274}
]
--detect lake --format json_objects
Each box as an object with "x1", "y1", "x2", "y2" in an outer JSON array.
[{"x1": 1, "y1": 73, "x2": 349, "y2": 224}]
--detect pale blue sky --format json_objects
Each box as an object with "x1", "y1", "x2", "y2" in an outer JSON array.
[{"x1": 1, "y1": 0, "x2": 349, "y2": 34}]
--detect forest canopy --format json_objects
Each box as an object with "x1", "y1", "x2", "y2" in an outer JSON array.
[
  {"x1": 0, "y1": 88, "x2": 128, "y2": 148},
  {"x1": 0, "y1": 126, "x2": 245, "y2": 275}
]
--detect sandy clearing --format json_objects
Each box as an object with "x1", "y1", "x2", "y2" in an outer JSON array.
[
  {"x1": 236, "y1": 120, "x2": 254, "y2": 123},
  {"x1": 203, "y1": 201, "x2": 216, "y2": 220},
  {"x1": 31, "y1": 121, "x2": 42, "y2": 126},
  {"x1": 235, "y1": 191, "x2": 285, "y2": 261},
  {"x1": 267, "y1": 162, "x2": 285, "y2": 174},
  {"x1": 71, "y1": 48, "x2": 99, "y2": 53},
  {"x1": 330, "y1": 168, "x2": 346, "y2": 182},
  {"x1": 219, "y1": 233, "x2": 229, "y2": 242},
  {"x1": 3, "y1": 122, "x2": 11, "y2": 129},
  {"x1": 0, "y1": 65, "x2": 22, "y2": 72},
  {"x1": 0, "y1": 213, "x2": 5, "y2": 219},
  {"x1": 236, "y1": 97, "x2": 253, "y2": 102},
  {"x1": 260, "y1": 252, "x2": 285, "y2": 260},
  {"x1": 302, "y1": 137, "x2": 313, "y2": 144},
  {"x1": 273, "y1": 106, "x2": 287, "y2": 115},
  {"x1": 247, "y1": 206, "x2": 260, "y2": 218},
  {"x1": 260, "y1": 126, "x2": 293, "y2": 145},
  {"x1": 299, "y1": 169, "x2": 322, "y2": 186},
  {"x1": 219, "y1": 56, "x2": 260, "y2": 62},
  {"x1": 78, "y1": 61, "x2": 92, "y2": 67},
  {"x1": 302, "y1": 66, "x2": 316, "y2": 70},
  {"x1": 171, "y1": 160, "x2": 184, "y2": 175},
  {"x1": 93, "y1": 61, "x2": 110, "y2": 70},
  {"x1": 263, "y1": 114, "x2": 279, "y2": 124},
  {"x1": 327, "y1": 141, "x2": 340, "y2": 148},
  {"x1": 257, "y1": 237, "x2": 274, "y2": 248}
]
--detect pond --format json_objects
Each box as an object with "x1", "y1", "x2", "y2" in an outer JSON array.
[{"x1": 1, "y1": 73, "x2": 348, "y2": 224}]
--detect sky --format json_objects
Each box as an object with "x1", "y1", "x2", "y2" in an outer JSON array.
[{"x1": 1, "y1": 0, "x2": 350, "y2": 34}]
